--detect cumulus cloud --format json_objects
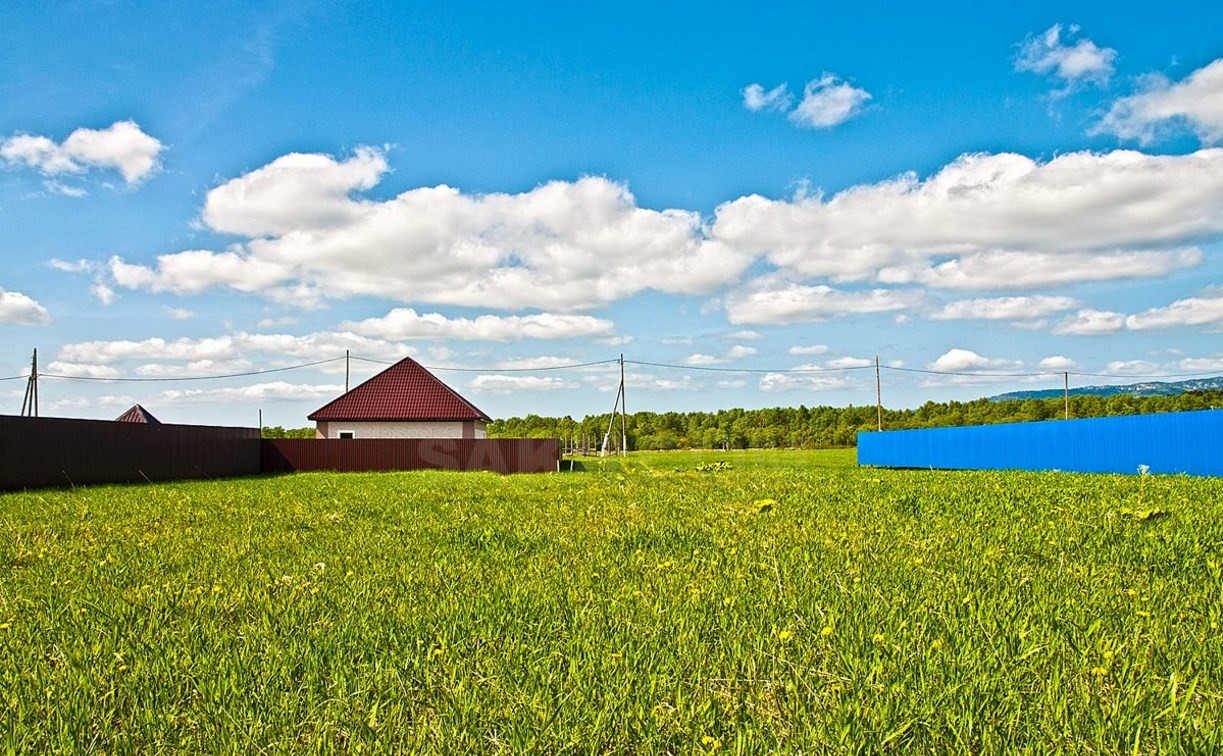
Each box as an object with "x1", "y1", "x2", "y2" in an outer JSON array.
[
  {"x1": 55, "y1": 330, "x2": 405, "y2": 367},
  {"x1": 108, "y1": 151, "x2": 751, "y2": 310},
  {"x1": 45, "y1": 361, "x2": 120, "y2": 379},
  {"x1": 742, "y1": 83, "x2": 792, "y2": 112},
  {"x1": 343, "y1": 308, "x2": 615, "y2": 341},
  {"x1": 930, "y1": 295, "x2": 1078, "y2": 321},
  {"x1": 918, "y1": 349, "x2": 1032, "y2": 386},
  {"x1": 788, "y1": 345, "x2": 829, "y2": 356},
  {"x1": 1053, "y1": 309, "x2": 1125, "y2": 335},
  {"x1": 681, "y1": 345, "x2": 756, "y2": 366},
  {"x1": 789, "y1": 74, "x2": 872, "y2": 128},
  {"x1": 0, "y1": 289, "x2": 50, "y2": 325},
  {"x1": 467, "y1": 375, "x2": 579, "y2": 393},
  {"x1": 1040, "y1": 355, "x2": 1078, "y2": 370},
  {"x1": 156, "y1": 382, "x2": 343, "y2": 404},
  {"x1": 712, "y1": 149, "x2": 1223, "y2": 289},
  {"x1": 1105, "y1": 360, "x2": 1161, "y2": 376},
  {"x1": 879, "y1": 249, "x2": 1201, "y2": 290},
  {"x1": 0, "y1": 121, "x2": 164, "y2": 185},
  {"x1": 759, "y1": 372, "x2": 856, "y2": 393},
  {"x1": 1015, "y1": 24, "x2": 1116, "y2": 92},
  {"x1": 1094, "y1": 59, "x2": 1223, "y2": 145},
  {"x1": 826, "y1": 356, "x2": 872, "y2": 369},
  {"x1": 928, "y1": 348, "x2": 1022, "y2": 373},
  {"x1": 1125, "y1": 292, "x2": 1223, "y2": 331},
  {"x1": 202, "y1": 147, "x2": 388, "y2": 237},
  {"x1": 724, "y1": 329, "x2": 762, "y2": 341},
  {"x1": 742, "y1": 75, "x2": 869, "y2": 129},
  {"x1": 724, "y1": 277, "x2": 921, "y2": 325}
]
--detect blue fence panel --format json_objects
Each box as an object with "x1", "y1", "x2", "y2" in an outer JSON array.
[{"x1": 857, "y1": 409, "x2": 1223, "y2": 477}]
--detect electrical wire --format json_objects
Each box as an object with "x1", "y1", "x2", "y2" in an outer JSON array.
[
  {"x1": 7, "y1": 350, "x2": 1221, "y2": 384},
  {"x1": 351, "y1": 355, "x2": 621, "y2": 372},
  {"x1": 625, "y1": 359, "x2": 874, "y2": 374},
  {"x1": 37, "y1": 356, "x2": 346, "y2": 383}
]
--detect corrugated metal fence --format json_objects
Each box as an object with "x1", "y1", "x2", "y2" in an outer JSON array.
[
  {"x1": 0, "y1": 415, "x2": 261, "y2": 491},
  {"x1": 0, "y1": 416, "x2": 562, "y2": 491},
  {"x1": 858, "y1": 408, "x2": 1223, "y2": 476},
  {"x1": 261, "y1": 438, "x2": 561, "y2": 474}
]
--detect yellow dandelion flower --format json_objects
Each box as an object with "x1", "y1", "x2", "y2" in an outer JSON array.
[
  {"x1": 1091, "y1": 666, "x2": 1108, "y2": 677},
  {"x1": 778, "y1": 629, "x2": 794, "y2": 641},
  {"x1": 873, "y1": 633, "x2": 886, "y2": 644},
  {"x1": 820, "y1": 625, "x2": 834, "y2": 637},
  {"x1": 0, "y1": 623, "x2": 10, "y2": 630}
]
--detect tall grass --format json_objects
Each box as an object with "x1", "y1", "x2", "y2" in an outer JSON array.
[{"x1": 1, "y1": 450, "x2": 1220, "y2": 751}]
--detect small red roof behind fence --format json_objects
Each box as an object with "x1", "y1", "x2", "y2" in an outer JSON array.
[
  {"x1": 308, "y1": 357, "x2": 490, "y2": 422},
  {"x1": 115, "y1": 404, "x2": 161, "y2": 424}
]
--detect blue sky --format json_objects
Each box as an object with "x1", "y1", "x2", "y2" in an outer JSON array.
[{"x1": 2, "y1": 0, "x2": 1222, "y2": 427}]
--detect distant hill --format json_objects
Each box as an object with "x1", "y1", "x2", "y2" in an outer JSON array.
[{"x1": 989, "y1": 376, "x2": 1223, "y2": 402}]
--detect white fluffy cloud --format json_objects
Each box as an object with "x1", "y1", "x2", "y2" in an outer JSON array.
[
  {"x1": 928, "y1": 348, "x2": 1021, "y2": 373},
  {"x1": 759, "y1": 371, "x2": 856, "y2": 393},
  {"x1": 1125, "y1": 293, "x2": 1223, "y2": 331},
  {"x1": 109, "y1": 151, "x2": 752, "y2": 311},
  {"x1": 0, "y1": 289, "x2": 50, "y2": 325},
  {"x1": 1094, "y1": 59, "x2": 1223, "y2": 145},
  {"x1": 930, "y1": 295, "x2": 1078, "y2": 321},
  {"x1": 742, "y1": 83, "x2": 792, "y2": 112},
  {"x1": 681, "y1": 345, "x2": 757, "y2": 366},
  {"x1": 56, "y1": 330, "x2": 405, "y2": 367},
  {"x1": 879, "y1": 249, "x2": 1201, "y2": 291},
  {"x1": 0, "y1": 121, "x2": 164, "y2": 185},
  {"x1": 1053, "y1": 309, "x2": 1125, "y2": 336},
  {"x1": 343, "y1": 308, "x2": 615, "y2": 341},
  {"x1": 712, "y1": 149, "x2": 1223, "y2": 289},
  {"x1": 157, "y1": 382, "x2": 343, "y2": 404},
  {"x1": 788, "y1": 344, "x2": 829, "y2": 356},
  {"x1": 742, "y1": 75, "x2": 869, "y2": 128},
  {"x1": 724, "y1": 278, "x2": 921, "y2": 325},
  {"x1": 467, "y1": 375, "x2": 579, "y2": 394},
  {"x1": 1015, "y1": 24, "x2": 1116, "y2": 91},
  {"x1": 789, "y1": 74, "x2": 871, "y2": 129},
  {"x1": 1039, "y1": 355, "x2": 1078, "y2": 370}
]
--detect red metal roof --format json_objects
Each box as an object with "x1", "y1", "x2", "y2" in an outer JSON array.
[
  {"x1": 308, "y1": 357, "x2": 490, "y2": 422},
  {"x1": 114, "y1": 404, "x2": 161, "y2": 424}
]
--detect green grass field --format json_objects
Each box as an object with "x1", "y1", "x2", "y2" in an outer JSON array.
[{"x1": 2, "y1": 450, "x2": 1221, "y2": 752}]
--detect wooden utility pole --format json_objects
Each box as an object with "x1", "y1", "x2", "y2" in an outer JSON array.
[
  {"x1": 875, "y1": 355, "x2": 883, "y2": 431},
  {"x1": 20, "y1": 348, "x2": 38, "y2": 418},
  {"x1": 619, "y1": 354, "x2": 627, "y2": 457},
  {"x1": 1064, "y1": 371, "x2": 1070, "y2": 419}
]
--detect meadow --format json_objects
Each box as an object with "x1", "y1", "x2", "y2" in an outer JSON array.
[{"x1": 1, "y1": 449, "x2": 1221, "y2": 752}]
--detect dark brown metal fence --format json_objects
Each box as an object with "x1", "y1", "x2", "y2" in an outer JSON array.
[
  {"x1": 0, "y1": 415, "x2": 261, "y2": 491},
  {"x1": 261, "y1": 438, "x2": 561, "y2": 474}
]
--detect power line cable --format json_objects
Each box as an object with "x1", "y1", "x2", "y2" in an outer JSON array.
[
  {"x1": 625, "y1": 359, "x2": 874, "y2": 374},
  {"x1": 37, "y1": 356, "x2": 346, "y2": 383},
  {"x1": 350, "y1": 355, "x2": 621, "y2": 372}
]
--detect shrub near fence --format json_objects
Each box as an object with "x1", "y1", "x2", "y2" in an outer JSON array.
[
  {"x1": 260, "y1": 438, "x2": 562, "y2": 475},
  {"x1": 0, "y1": 415, "x2": 261, "y2": 491}
]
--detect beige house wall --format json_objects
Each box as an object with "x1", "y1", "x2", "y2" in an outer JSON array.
[{"x1": 315, "y1": 421, "x2": 488, "y2": 439}]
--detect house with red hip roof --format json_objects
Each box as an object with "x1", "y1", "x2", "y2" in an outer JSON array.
[
  {"x1": 114, "y1": 404, "x2": 161, "y2": 424},
  {"x1": 307, "y1": 356, "x2": 491, "y2": 439}
]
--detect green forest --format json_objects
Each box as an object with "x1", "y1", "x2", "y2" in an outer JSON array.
[{"x1": 487, "y1": 390, "x2": 1223, "y2": 450}]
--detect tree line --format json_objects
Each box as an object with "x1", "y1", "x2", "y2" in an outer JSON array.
[{"x1": 487, "y1": 390, "x2": 1223, "y2": 450}]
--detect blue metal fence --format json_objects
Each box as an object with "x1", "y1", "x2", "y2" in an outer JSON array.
[{"x1": 857, "y1": 409, "x2": 1223, "y2": 477}]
